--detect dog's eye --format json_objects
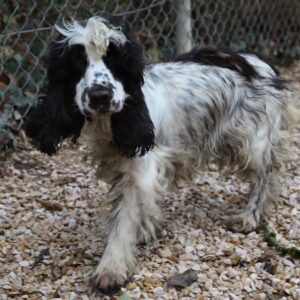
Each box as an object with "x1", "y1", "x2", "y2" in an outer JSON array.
[
  {"x1": 74, "y1": 58, "x2": 87, "y2": 71},
  {"x1": 105, "y1": 43, "x2": 119, "y2": 62}
]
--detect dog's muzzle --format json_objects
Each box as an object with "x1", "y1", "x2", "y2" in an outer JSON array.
[{"x1": 86, "y1": 84, "x2": 113, "y2": 114}]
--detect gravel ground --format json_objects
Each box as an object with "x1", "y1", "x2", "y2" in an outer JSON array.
[{"x1": 0, "y1": 64, "x2": 300, "y2": 300}]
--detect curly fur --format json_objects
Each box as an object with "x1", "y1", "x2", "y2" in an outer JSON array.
[
  {"x1": 25, "y1": 41, "x2": 86, "y2": 154},
  {"x1": 25, "y1": 17, "x2": 288, "y2": 294}
]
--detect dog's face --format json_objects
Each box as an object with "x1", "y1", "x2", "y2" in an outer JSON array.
[
  {"x1": 67, "y1": 18, "x2": 128, "y2": 116},
  {"x1": 25, "y1": 17, "x2": 155, "y2": 157},
  {"x1": 75, "y1": 58, "x2": 127, "y2": 116}
]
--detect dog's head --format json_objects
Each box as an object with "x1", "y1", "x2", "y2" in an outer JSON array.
[{"x1": 26, "y1": 17, "x2": 155, "y2": 157}]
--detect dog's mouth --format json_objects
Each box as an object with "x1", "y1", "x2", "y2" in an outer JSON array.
[
  {"x1": 94, "y1": 105, "x2": 110, "y2": 115},
  {"x1": 98, "y1": 110, "x2": 114, "y2": 117},
  {"x1": 83, "y1": 107, "x2": 114, "y2": 118}
]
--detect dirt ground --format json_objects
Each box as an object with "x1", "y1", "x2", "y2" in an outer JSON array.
[{"x1": 0, "y1": 63, "x2": 299, "y2": 300}]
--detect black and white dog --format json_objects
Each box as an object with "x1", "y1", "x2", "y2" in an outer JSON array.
[{"x1": 25, "y1": 17, "x2": 287, "y2": 293}]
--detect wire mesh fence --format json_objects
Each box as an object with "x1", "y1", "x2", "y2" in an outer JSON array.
[{"x1": 0, "y1": 0, "x2": 300, "y2": 148}]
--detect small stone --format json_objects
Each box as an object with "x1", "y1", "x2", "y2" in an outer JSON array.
[
  {"x1": 68, "y1": 218, "x2": 77, "y2": 228},
  {"x1": 228, "y1": 293, "x2": 239, "y2": 299},
  {"x1": 167, "y1": 269, "x2": 198, "y2": 288},
  {"x1": 178, "y1": 236, "x2": 185, "y2": 245},
  {"x1": 19, "y1": 261, "x2": 30, "y2": 268},
  {"x1": 223, "y1": 258, "x2": 232, "y2": 265},
  {"x1": 243, "y1": 278, "x2": 254, "y2": 292},
  {"x1": 282, "y1": 258, "x2": 294, "y2": 268},
  {"x1": 178, "y1": 265, "x2": 188, "y2": 273},
  {"x1": 152, "y1": 287, "x2": 165, "y2": 297},
  {"x1": 230, "y1": 253, "x2": 241, "y2": 266},
  {"x1": 200, "y1": 263, "x2": 210, "y2": 270},
  {"x1": 191, "y1": 264, "x2": 201, "y2": 271},
  {"x1": 196, "y1": 244, "x2": 205, "y2": 251},
  {"x1": 179, "y1": 253, "x2": 197, "y2": 261},
  {"x1": 127, "y1": 282, "x2": 137, "y2": 290},
  {"x1": 120, "y1": 293, "x2": 134, "y2": 300},
  {"x1": 158, "y1": 246, "x2": 172, "y2": 258},
  {"x1": 2, "y1": 285, "x2": 12, "y2": 290},
  {"x1": 69, "y1": 292, "x2": 77, "y2": 300},
  {"x1": 197, "y1": 273, "x2": 207, "y2": 283},
  {"x1": 185, "y1": 245, "x2": 195, "y2": 253},
  {"x1": 253, "y1": 293, "x2": 267, "y2": 300},
  {"x1": 227, "y1": 267, "x2": 238, "y2": 279}
]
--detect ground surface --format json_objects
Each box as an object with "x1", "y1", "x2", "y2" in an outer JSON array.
[{"x1": 0, "y1": 64, "x2": 300, "y2": 300}]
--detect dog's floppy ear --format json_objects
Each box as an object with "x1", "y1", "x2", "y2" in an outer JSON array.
[
  {"x1": 105, "y1": 28, "x2": 155, "y2": 157},
  {"x1": 25, "y1": 40, "x2": 86, "y2": 155},
  {"x1": 111, "y1": 90, "x2": 155, "y2": 157}
]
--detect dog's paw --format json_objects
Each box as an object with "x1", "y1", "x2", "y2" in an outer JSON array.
[
  {"x1": 89, "y1": 270, "x2": 127, "y2": 295},
  {"x1": 223, "y1": 210, "x2": 260, "y2": 233}
]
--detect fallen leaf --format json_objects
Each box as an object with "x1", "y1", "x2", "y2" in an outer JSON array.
[
  {"x1": 227, "y1": 195, "x2": 241, "y2": 204},
  {"x1": 54, "y1": 177, "x2": 76, "y2": 186},
  {"x1": 36, "y1": 199, "x2": 63, "y2": 211}
]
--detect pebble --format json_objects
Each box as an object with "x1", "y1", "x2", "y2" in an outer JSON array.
[
  {"x1": 253, "y1": 293, "x2": 267, "y2": 300},
  {"x1": 223, "y1": 258, "x2": 232, "y2": 265},
  {"x1": 178, "y1": 236, "x2": 185, "y2": 245},
  {"x1": 127, "y1": 282, "x2": 138, "y2": 290},
  {"x1": 196, "y1": 244, "x2": 206, "y2": 251},
  {"x1": 69, "y1": 292, "x2": 77, "y2": 300},
  {"x1": 19, "y1": 261, "x2": 30, "y2": 268},
  {"x1": 282, "y1": 258, "x2": 295, "y2": 267},
  {"x1": 158, "y1": 246, "x2": 172, "y2": 258},
  {"x1": 167, "y1": 270, "x2": 198, "y2": 288},
  {"x1": 179, "y1": 253, "x2": 197, "y2": 261},
  {"x1": 185, "y1": 245, "x2": 195, "y2": 253},
  {"x1": 226, "y1": 267, "x2": 239, "y2": 279},
  {"x1": 68, "y1": 218, "x2": 77, "y2": 228}
]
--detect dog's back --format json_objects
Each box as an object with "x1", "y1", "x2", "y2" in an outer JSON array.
[{"x1": 143, "y1": 49, "x2": 286, "y2": 171}]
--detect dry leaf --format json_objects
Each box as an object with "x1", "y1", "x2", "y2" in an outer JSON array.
[{"x1": 36, "y1": 199, "x2": 63, "y2": 211}]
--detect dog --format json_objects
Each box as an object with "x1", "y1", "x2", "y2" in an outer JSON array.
[{"x1": 25, "y1": 17, "x2": 287, "y2": 293}]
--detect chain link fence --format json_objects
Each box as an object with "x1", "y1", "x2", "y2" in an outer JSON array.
[{"x1": 1, "y1": 0, "x2": 300, "y2": 148}]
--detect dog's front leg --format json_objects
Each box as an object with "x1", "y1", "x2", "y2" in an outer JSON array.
[{"x1": 90, "y1": 156, "x2": 160, "y2": 294}]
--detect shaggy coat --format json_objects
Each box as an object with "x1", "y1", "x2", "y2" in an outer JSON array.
[{"x1": 25, "y1": 17, "x2": 287, "y2": 294}]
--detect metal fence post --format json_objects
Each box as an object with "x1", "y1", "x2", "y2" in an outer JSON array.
[{"x1": 176, "y1": 0, "x2": 192, "y2": 55}]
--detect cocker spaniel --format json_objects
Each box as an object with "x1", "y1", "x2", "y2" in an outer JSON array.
[{"x1": 25, "y1": 17, "x2": 287, "y2": 294}]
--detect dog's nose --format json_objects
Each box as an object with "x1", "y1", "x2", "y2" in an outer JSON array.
[{"x1": 88, "y1": 85, "x2": 113, "y2": 103}]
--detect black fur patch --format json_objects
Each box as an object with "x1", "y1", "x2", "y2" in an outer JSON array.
[
  {"x1": 111, "y1": 94, "x2": 155, "y2": 157},
  {"x1": 25, "y1": 40, "x2": 87, "y2": 155},
  {"x1": 238, "y1": 50, "x2": 280, "y2": 75},
  {"x1": 174, "y1": 48, "x2": 259, "y2": 81},
  {"x1": 238, "y1": 50, "x2": 288, "y2": 91},
  {"x1": 271, "y1": 77, "x2": 288, "y2": 90},
  {"x1": 103, "y1": 27, "x2": 155, "y2": 157}
]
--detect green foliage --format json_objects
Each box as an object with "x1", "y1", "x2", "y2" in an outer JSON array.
[
  {"x1": 263, "y1": 227, "x2": 300, "y2": 260},
  {"x1": 0, "y1": 83, "x2": 38, "y2": 145}
]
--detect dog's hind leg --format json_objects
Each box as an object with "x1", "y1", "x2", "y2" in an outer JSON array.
[
  {"x1": 90, "y1": 155, "x2": 161, "y2": 294},
  {"x1": 224, "y1": 170, "x2": 279, "y2": 232},
  {"x1": 224, "y1": 126, "x2": 282, "y2": 232}
]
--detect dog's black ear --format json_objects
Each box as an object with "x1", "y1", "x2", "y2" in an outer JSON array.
[
  {"x1": 25, "y1": 41, "x2": 87, "y2": 155},
  {"x1": 105, "y1": 28, "x2": 155, "y2": 157},
  {"x1": 111, "y1": 90, "x2": 155, "y2": 158}
]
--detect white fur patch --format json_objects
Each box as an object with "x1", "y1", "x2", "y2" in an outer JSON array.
[{"x1": 55, "y1": 17, "x2": 126, "y2": 60}]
